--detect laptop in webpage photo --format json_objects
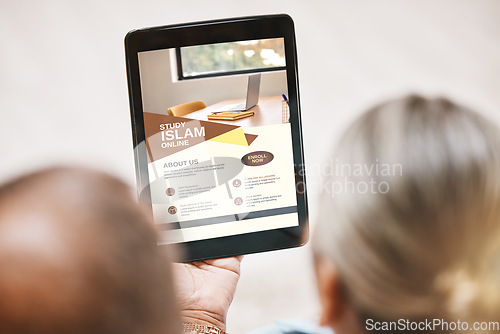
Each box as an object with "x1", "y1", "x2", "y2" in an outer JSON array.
[{"x1": 223, "y1": 73, "x2": 261, "y2": 112}]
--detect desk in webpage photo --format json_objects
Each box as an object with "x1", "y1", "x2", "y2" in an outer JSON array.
[{"x1": 138, "y1": 37, "x2": 298, "y2": 244}]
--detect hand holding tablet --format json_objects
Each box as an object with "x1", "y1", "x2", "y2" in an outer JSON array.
[{"x1": 125, "y1": 14, "x2": 308, "y2": 261}]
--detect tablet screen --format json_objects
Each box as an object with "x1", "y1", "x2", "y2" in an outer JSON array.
[
  {"x1": 138, "y1": 37, "x2": 298, "y2": 244},
  {"x1": 126, "y1": 15, "x2": 308, "y2": 259}
]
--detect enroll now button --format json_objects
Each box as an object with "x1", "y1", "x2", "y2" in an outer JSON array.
[{"x1": 241, "y1": 151, "x2": 274, "y2": 166}]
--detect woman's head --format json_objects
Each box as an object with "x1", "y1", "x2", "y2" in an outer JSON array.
[{"x1": 313, "y1": 95, "x2": 500, "y2": 332}]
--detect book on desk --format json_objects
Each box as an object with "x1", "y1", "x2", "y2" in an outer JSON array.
[{"x1": 207, "y1": 111, "x2": 254, "y2": 121}]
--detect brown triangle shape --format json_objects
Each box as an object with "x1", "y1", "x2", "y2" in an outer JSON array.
[{"x1": 245, "y1": 133, "x2": 258, "y2": 146}]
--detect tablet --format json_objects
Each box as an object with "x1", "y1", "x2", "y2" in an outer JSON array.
[{"x1": 125, "y1": 14, "x2": 308, "y2": 261}]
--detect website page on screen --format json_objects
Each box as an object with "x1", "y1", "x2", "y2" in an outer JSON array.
[{"x1": 137, "y1": 38, "x2": 298, "y2": 244}]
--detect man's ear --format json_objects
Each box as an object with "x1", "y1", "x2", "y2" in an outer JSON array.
[{"x1": 314, "y1": 255, "x2": 345, "y2": 327}]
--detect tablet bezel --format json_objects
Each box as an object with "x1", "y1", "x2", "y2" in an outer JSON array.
[{"x1": 125, "y1": 14, "x2": 308, "y2": 262}]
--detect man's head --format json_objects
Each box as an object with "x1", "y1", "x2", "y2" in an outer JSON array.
[{"x1": 0, "y1": 167, "x2": 178, "y2": 334}]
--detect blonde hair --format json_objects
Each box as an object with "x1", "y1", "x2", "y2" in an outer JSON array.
[{"x1": 314, "y1": 95, "x2": 500, "y2": 326}]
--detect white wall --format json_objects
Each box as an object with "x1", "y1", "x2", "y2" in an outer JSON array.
[
  {"x1": 1, "y1": 1, "x2": 499, "y2": 333},
  {"x1": 138, "y1": 48, "x2": 286, "y2": 113}
]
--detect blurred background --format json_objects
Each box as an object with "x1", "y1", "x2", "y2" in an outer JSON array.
[{"x1": 1, "y1": 0, "x2": 499, "y2": 332}]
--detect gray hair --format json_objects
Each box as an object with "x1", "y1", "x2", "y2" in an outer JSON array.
[{"x1": 314, "y1": 95, "x2": 500, "y2": 325}]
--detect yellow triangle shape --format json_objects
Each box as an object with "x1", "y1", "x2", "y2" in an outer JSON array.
[{"x1": 209, "y1": 128, "x2": 248, "y2": 146}]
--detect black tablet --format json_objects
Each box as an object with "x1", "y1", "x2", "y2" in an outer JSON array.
[{"x1": 125, "y1": 14, "x2": 308, "y2": 262}]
